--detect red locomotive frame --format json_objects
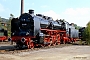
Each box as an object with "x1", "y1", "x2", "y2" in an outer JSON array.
[{"x1": 11, "y1": 28, "x2": 77, "y2": 49}]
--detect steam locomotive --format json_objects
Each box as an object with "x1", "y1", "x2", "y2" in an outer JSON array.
[
  {"x1": 79, "y1": 27, "x2": 85, "y2": 40},
  {"x1": 0, "y1": 28, "x2": 8, "y2": 41},
  {"x1": 10, "y1": 10, "x2": 79, "y2": 48}
]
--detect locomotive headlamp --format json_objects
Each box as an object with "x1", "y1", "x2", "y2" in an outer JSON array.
[
  {"x1": 21, "y1": 37, "x2": 26, "y2": 43},
  {"x1": 12, "y1": 33, "x2": 15, "y2": 35}
]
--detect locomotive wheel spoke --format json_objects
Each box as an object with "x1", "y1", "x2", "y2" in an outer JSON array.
[
  {"x1": 49, "y1": 41, "x2": 52, "y2": 46},
  {"x1": 29, "y1": 42, "x2": 34, "y2": 49}
]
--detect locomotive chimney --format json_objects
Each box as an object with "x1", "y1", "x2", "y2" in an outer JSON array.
[
  {"x1": 29, "y1": 9, "x2": 34, "y2": 17},
  {"x1": 21, "y1": 0, "x2": 24, "y2": 15}
]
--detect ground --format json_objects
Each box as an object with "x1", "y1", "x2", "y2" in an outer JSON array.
[{"x1": 0, "y1": 45, "x2": 90, "y2": 60}]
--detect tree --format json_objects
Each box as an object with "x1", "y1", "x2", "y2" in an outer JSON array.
[
  {"x1": 0, "y1": 17, "x2": 2, "y2": 22},
  {"x1": 10, "y1": 14, "x2": 14, "y2": 20},
  {"x1": 0, "y1": 17, "x2": 2, "y2": 27},
  {"x1": 83, "y1": 21, "x2": 90, "y2": 44},
  {"x1": 73, "y1": 24, "x2": 81, "y2": 29},
  {"x1": 7, "y1": 14, "x2": 14, "y2": 37}
]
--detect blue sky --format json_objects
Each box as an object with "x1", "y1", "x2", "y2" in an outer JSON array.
[{"x1": 0, "y1": 0, "x2": 90, "y2": 27}]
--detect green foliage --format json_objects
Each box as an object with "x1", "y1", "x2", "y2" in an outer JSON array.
[
  {"x1": 0, "y1": 16, "x2": 8, "y2": 30},
  {"x1": 0, "y1": 14, "x2": 14, "y2": 37},
  {"x1": 74, "y1": 24, "x2": 81, "y2": 29},
  {"x1": 7, "y1": 19, "x2": 11, "y2": 37},
  {"x1": 7, "y1": 14, "x2": 14, "y2": 37},
  {"x1": 9, "y1": 14, "x2": 14, "y2": 20},
  {"x1": 83, "y1": 21, "x2": 90, "y2": 44},
  {"x1": 0, "y1": 17, "x2": 1, "y2": 22}
]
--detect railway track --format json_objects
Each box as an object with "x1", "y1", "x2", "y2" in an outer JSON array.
[
  {"x1": 0, "y1": 40, "x2": 86, "y2": 54},
  {"x1": 0, "y1": 44, "x2": 72, "y2": 54}
]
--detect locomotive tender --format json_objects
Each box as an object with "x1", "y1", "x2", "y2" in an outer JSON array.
[{"x1": 11, "y1": 9, "x2": 79, "y2": 48}]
